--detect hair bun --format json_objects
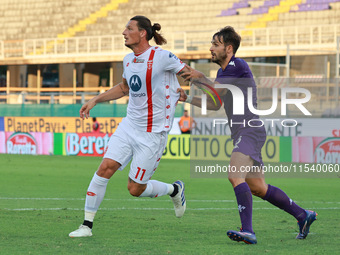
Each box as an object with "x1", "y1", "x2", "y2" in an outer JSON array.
[{"x1": 152, "y1": 23, "x2": 161, "y2": 31}]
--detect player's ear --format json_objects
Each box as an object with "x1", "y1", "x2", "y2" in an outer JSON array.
[
  {"x1": 226, "y1": 45, "x2": 233, "y2": 54},
  {"x1": 140, "y1": 29, "x2": 147, "y2": 39}
]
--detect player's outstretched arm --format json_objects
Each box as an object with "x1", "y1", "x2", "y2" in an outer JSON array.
[
  {"x1": 179, "y1": 65, "x2": 214, "y2": 89},
  {"x1": 177, "y1": 87, "x2": 223, "y2": 111},
  {"x1": 79, "y1": 79, "x2": 129, "y2": 119},
  {"x1": 187, "y1": 93, "x2": 224, "y2": 110},
  {"x1": 177, "y1": 66, "x2": 226, "y2": 110}
]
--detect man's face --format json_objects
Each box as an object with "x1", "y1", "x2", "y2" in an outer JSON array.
[
  {"x1": 210, "y1": 36, "x2": 228, "y2": 65},
  {"x1": 122, "y1": 20, "x2": 143, "y2": 49}
]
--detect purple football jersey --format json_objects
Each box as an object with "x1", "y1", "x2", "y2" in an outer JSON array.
[{"x1": 215, "y1": 55, "x2": 266, "y2": 140}]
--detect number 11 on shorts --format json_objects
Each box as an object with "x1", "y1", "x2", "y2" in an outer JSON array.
[{"x1": 135, "y1": 167, "x2": 146, "y2": 181}]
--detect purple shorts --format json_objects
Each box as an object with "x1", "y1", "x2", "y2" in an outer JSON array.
[{"x1": 232, "y1": 129, "x2": 266, "y2": 167}]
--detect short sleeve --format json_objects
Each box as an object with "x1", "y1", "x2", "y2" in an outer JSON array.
[
  {"x1": 122, "y1": 56, "x2": 128, "y2": 79},
  {"x1": 162, "y1": 51, "x2": 185, "y2": 74}
]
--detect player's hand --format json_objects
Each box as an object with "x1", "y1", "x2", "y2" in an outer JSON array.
[
  {"x1": 180, "y1": 65, "x2": 205, "y2": 82},
  {"x1": 79, "y1": 99, "x2": 96, "y2": 119},
  {"x1": 177, "y1": 88, "x2": 187, "y2": 102}
]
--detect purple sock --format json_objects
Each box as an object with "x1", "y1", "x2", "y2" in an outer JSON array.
[
  {"x1": 233, "y1": 182, "x2": 253, "y2": 233},
  {"x1": 263, "y1": 184, "x2": 306, "y2": 222}
]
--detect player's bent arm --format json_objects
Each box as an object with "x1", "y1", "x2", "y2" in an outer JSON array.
[
  {"x1": 79, "y1": 79, "x2": 129, "y2": 119},
  {"x1": 179, "y1": 65, "x2": 227, "y2": 110},
  {"x1": 190, "y1": 96, "x2": 220, "y2": 110},
  {"x1": 177, "y1": 86, "x2": 225, "y2": 111},
  {"x1": 93, "y1": 79, "x2": 129, "y2": 103},
  {"x1": 179, "y1": 65, "x2": 215, "y2": 89}
]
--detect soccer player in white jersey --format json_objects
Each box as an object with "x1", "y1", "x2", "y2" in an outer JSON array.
[{"x1": 69, "y1": 16, "x2": 188, "y2": 237}]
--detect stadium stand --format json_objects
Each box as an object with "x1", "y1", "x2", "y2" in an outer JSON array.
[
  {"x1": 0, "y1": 0, "x2": 339, "y2": 118},
  {"x1": 0, "y1": 0, "x2": 118, "y2": 40},
  {"x1": 1, "y1": 0, "x2": 340, "y2": 60},
  {"x1": 1, "y1": 0, "x2": 339, "y2": 40},
  {"x1": 0, "y1": 0, "x2": 339, "y2": 60}
]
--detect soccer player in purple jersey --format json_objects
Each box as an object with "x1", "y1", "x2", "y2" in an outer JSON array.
[{"x1": 180, "y1": 26, "x2": 317, "y2": 244}]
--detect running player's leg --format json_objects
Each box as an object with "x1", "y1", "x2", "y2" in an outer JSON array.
[
  {"x1": 128, "y1": 178, "x2": 175, "y2": 198},
  {"x1": 69, "y1": 158, "x2": 123, "y2": 238},
  {"x1": 127, "y1": 131, "x2": 172, "y2": 197},
  {"x1": 246, "y1": 166, "x2": 317, "y2": 239},
  {"x1": 227, "y1": 152, "x2": 257, "y2": 244},
  {"x1": 127, "y1": 131, "x2": 186, "y2": 217},
  {"x1": 247, "y1": 176, "x2": 306, "y2": 221},
  {"x1": 228, "y1": 152, "x2": 254, "y2": 234},
  {"x1": 69, "y1": 122, "x2": 133, "y2": 237},
  {"x1": 227, "y1": 133, "x2": 264, "y2": 244},
  {"x1": 244, "y1": 165, "x2": 267, "y2": 198},
  {"x1": 127, "y1": 174, "x2": 185, "y2": 218},
  {"x1": 82, "y1": 158, "x2": 120, "y2": 228}
]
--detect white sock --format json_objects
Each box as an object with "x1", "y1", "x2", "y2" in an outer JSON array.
[
  {"x1": 84, "y1": 173, "x2": 109, "y2": 221},
  {"x1": 139, "y1": 180, "x2": 174, "y2": 198},
  {"x1": 85, "y1": 211, "x2": 96, "y2": 222}
]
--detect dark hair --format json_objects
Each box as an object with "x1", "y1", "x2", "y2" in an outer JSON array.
[
  {"x1": 213, "y1": 26, "x2": 241, "y2": 54},
  {"x1": 92, "y1": 117, "x2": 97, "y2": 121},
  {"x1": 130, "y1": 15, "x2": 167, "y2": 45}
]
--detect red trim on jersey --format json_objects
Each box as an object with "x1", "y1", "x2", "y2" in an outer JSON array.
[
  {"x1": 146, "y1": 49, "x2": 155, "y2": 132},
  {"x1": 176, "y1": 65, "x2": 186, "y2": 75},
  {"x1": 134, "y1": 46, "x2": 151, "y2": 56}
]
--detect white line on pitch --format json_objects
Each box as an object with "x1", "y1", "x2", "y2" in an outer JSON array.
[
  {"x1": 0, "y1": 197, "x2": 238, "y2": 202},
  {"x1": 1, "y1": 197, "x2": 340, "y2": 204},
  {"x1": 2, "y1": 207, "x2": 340, "y2": 211}
]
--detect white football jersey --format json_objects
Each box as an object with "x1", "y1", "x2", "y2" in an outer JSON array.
[{"x1": 122, "y1": 46, "x2": 185, "y2": 133}]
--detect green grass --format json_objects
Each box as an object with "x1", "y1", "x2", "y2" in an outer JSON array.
[{"x1": 0, "y1": 154, "x2": 339, "y2": 255}]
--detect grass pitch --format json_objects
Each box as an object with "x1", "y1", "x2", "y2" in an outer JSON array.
[{"x1": 1, "y1": 154, "x2": 339, "y2": 255}]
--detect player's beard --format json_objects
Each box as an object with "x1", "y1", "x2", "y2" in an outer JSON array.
[
  {"x1": 211, "y1": 49, "x2": 227, "y2": 67},
  {"x1": 125, "y1": 43, "x2": 133, "y2": 50},
  {"x1": 124, "y1": 40, "x2": 140, "y2": 51}
]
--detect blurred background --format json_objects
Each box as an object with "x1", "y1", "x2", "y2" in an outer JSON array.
[{"x1": 0, "y1": 0, "x2": 339, "y2": 119}]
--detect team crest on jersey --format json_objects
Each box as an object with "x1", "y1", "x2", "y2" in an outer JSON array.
[
  {"x1": 229, "y1": 61, "x2": 236, "y2": 67},
  {"x1": 129, "y1": 75, "x2": 142, "y2": 92},
  {"x1": 133, "y1": 57, "x2": 145, "y2": 63},
  {"x1": 147, "y1": 60, "x2": 153, "y2": 70}
]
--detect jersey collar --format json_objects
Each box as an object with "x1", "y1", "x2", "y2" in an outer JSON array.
[
  {"x1": 134, "y1": 46, "x2": 152, "y2": 56},
  {"x1": 222, "y1": 55, "x2": 236, "y2": 71}
]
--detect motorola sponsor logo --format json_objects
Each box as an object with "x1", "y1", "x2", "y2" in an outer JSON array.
[
  {"x1": 129, "y1": 75, "x2": 142, "y2": 92},
  {"x1": 131, "y1": 92, "x2": 146, "y2": 97}
]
